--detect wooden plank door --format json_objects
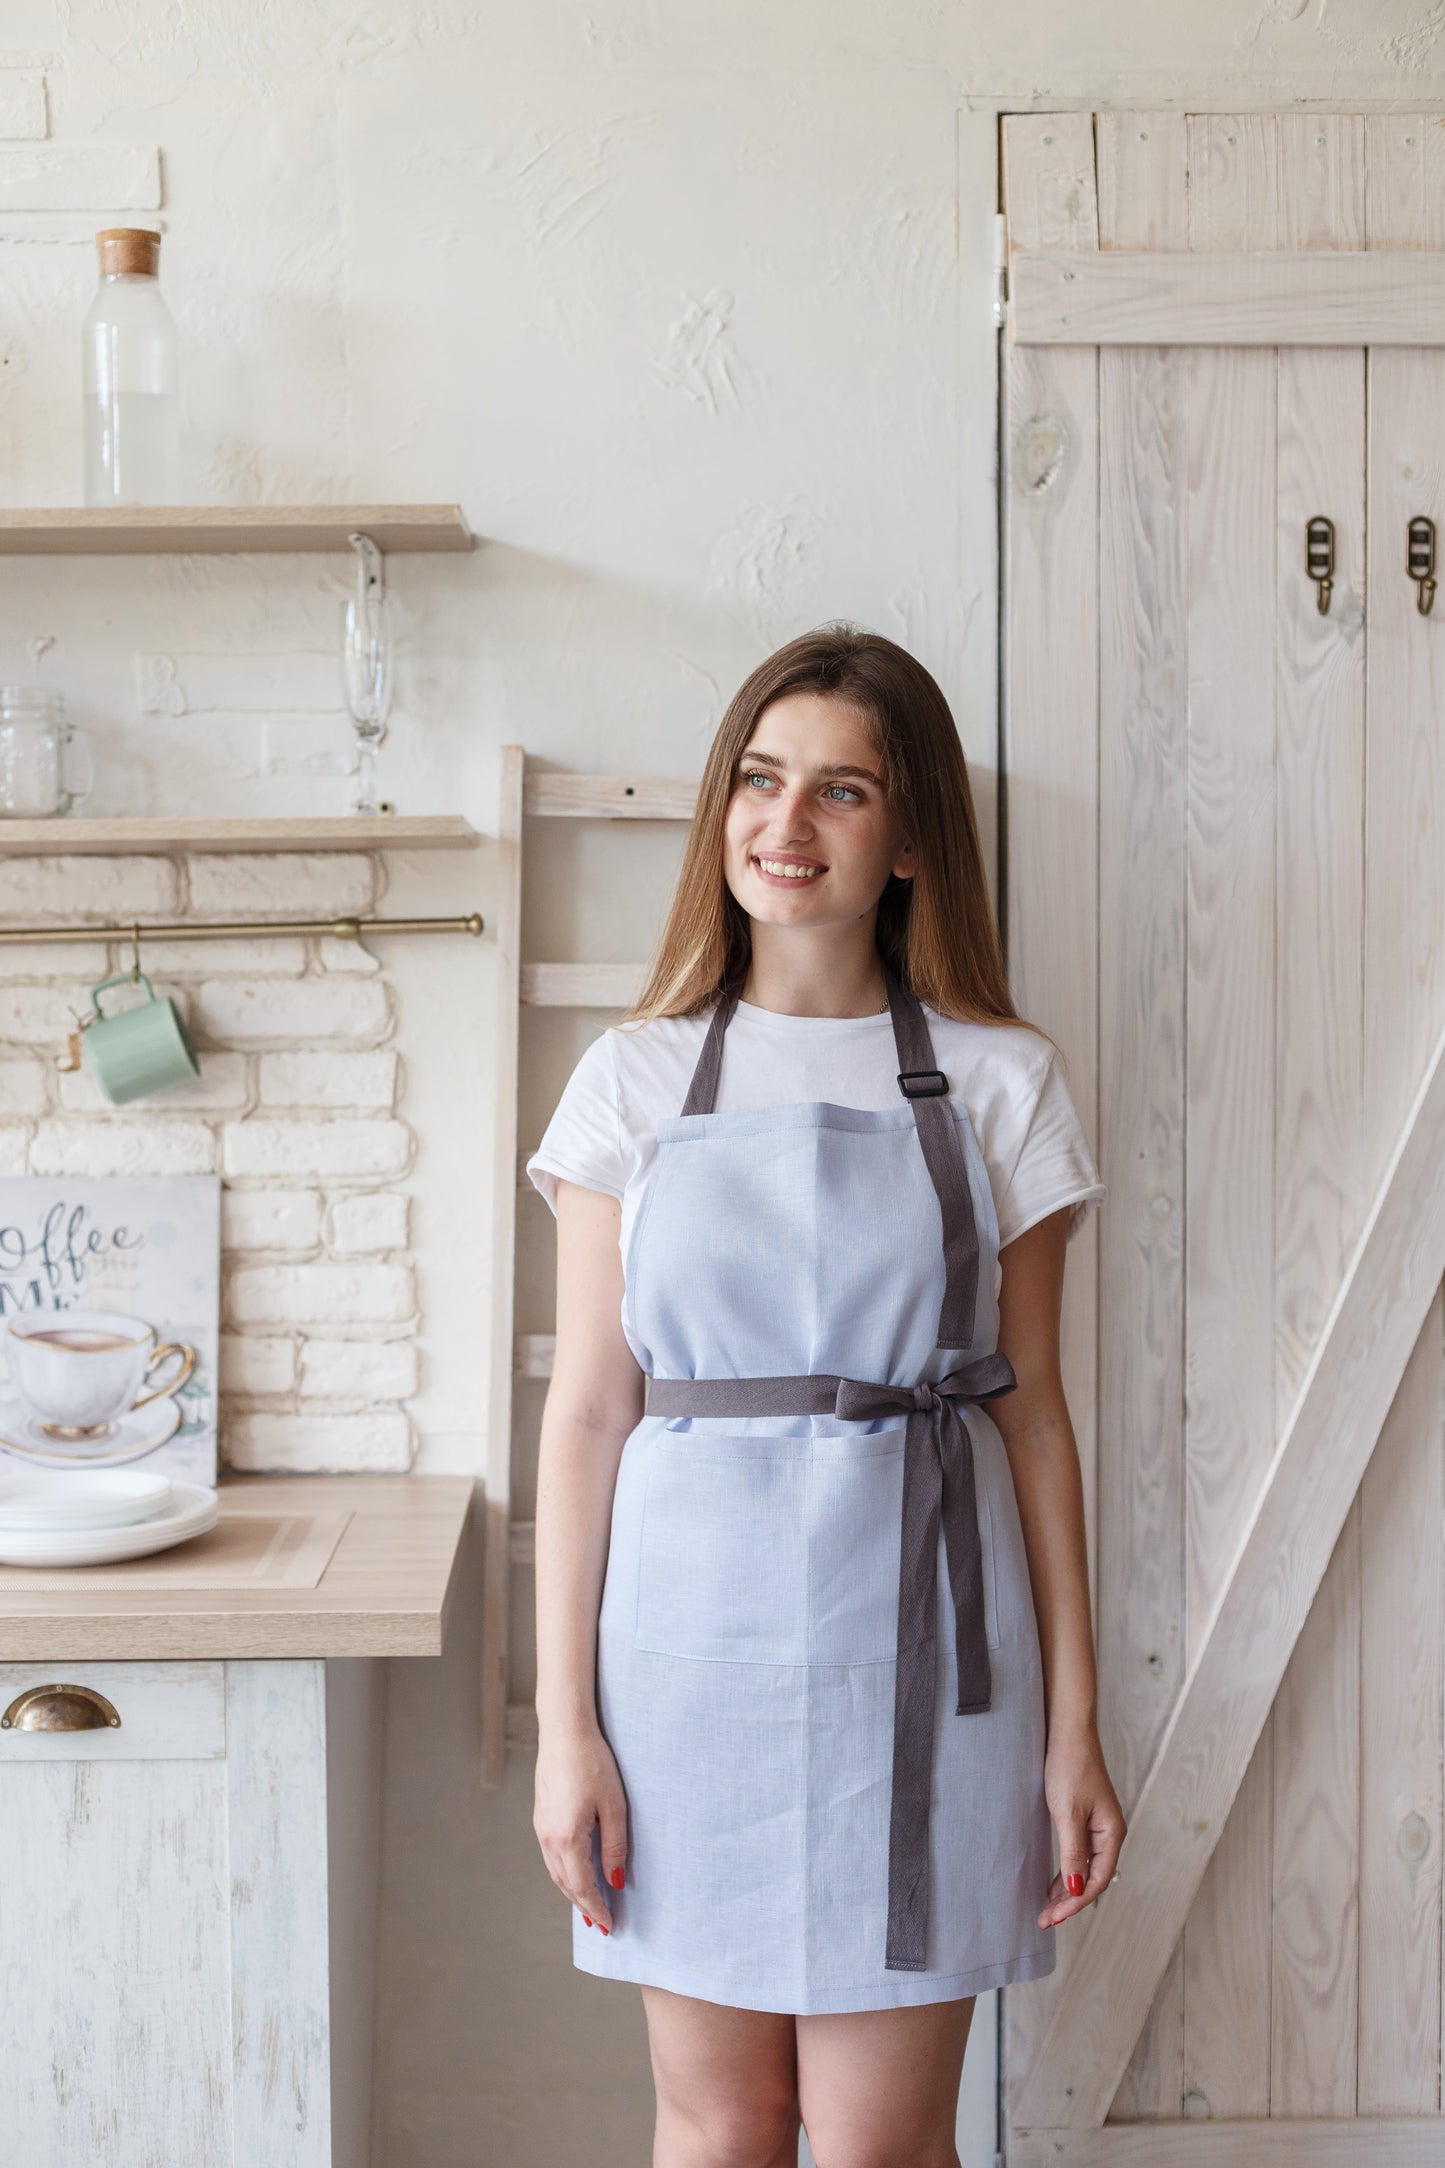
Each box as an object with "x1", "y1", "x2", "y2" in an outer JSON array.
[{"x1": 1001, "y1": 112, "x2": 1445, "y2": 2163}]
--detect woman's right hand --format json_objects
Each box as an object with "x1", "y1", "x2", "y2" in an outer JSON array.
[{"x1": 533, "y1": 1721, "x2": 629, "y2": 1934}]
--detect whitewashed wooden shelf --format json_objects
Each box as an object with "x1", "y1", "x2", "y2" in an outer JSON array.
[
  {"x1": 0, "y1": 814, "x2": 481, "y2": 856},
  {"x1": 0, "y1": 503, "x2": 474, "y2": 555}
]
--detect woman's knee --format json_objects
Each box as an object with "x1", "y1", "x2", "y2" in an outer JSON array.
[
  {"x1": 804, "y1": 2124, "x2": 955, "y2": 2168},
  {"x1": 655, "y1": 2082, "x2": 800, "y2": 2167}
]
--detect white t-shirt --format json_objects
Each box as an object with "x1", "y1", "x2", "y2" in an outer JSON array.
[{"x1": 526, "y1": 1000, "x2": 1104, "y2": 1280}]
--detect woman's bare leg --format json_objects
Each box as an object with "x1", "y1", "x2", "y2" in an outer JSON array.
[
  {"x1": 642, "y1": 1984, "x2": 802, "y2": 2168},
  {"x1": 796, "y1": 1996, "x2": 976, "y2": 2168}
]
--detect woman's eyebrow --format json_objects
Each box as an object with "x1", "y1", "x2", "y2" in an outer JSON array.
[{"x1": 739, "y1": 751, "x2": 884, "y2": 785}]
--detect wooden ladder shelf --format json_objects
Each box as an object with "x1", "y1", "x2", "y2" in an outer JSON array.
[{"x1": 482, "y1": 749, "x2": 699, "y2": 1780}]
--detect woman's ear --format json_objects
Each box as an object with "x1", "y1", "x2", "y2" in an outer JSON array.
[{"x1": 893, "y1": 839, "x2": 915, "y2": 881}]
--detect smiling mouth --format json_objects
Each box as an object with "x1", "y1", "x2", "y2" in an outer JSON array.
[{"x1": 752, "y1": 854, "x2": 824, "y2": 882}]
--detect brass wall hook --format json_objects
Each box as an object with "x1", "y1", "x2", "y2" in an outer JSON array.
[
  {"x1": 1305, "y1": 516, "x2": 1334, "y2": 614},
  {"x1": 1408, "y1": 515, "x2": 1437, "y2": 615}
]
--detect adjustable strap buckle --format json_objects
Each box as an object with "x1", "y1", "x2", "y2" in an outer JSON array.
[{"x1": 897, "y1": 1068, "x2": 949, "y2": 1100}]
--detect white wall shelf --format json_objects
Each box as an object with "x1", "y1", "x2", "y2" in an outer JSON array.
[{"x1": 0, "y1": 504, "x2": 474, "y2": 554}]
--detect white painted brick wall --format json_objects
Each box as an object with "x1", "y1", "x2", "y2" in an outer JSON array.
[
  {"x1": 2, "y1": 850, "x2": 420, "y2": 1476},
  {"x1": 256, "y1": 1049, "x2": 398, "y2": 1107},
  {"x1": 220, "y1": 1333, "x2": 297, "y2": 1394},
  {"x1": 0, "y1": 984, "x2": 112, "y2": 1044},
  {"x1": 0, "y1": 1059, "x2": 50, "y2": 1115},
  {"x1": 223, "y1": 1116, "x2": 411, "y2": 1179},
  {"x1": 194, "y1": 977, "x2": 390, "y2": 1044},
  {"x1": 228, "y1": 1261, "x2": 415, "y2": 1325},
  {"x1": 186, "y1": 853, "x2": 378, "y2": 917},
  {"x1": 58, "y1": 1050, "x2": 249, "y2": 1112},
  {"x1": 224, "y1": 1408, "x2": 412, "y2": 1474},
  {"x1": 221, "y1": 1188, "x2": 323, "y2": 1250},
  {"x1": 329, "y1": 1190, "x2": 409, "y2": 1253},
  {"x1": 0, "y1": 858, "x2": 177, "y2": 919},
  {"x1": 30, "y1": 1117, "x2": 218, "y2": 1176},
  {"x1": 299, "y1": 1337, "x2": 419, "y2": 1397}
]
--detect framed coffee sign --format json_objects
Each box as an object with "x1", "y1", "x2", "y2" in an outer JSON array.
[{"x1": 0, "y1": 1175, "x2": 220, "y2": 1486}]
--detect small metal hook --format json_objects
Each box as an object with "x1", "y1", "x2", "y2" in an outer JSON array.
[
  {"x1": 1305, "y1": 516, "x2": 1334, "y2": 615},
  {"x1": 129, "y1": 921, "x2": 142, "y2": 979},
  {"x1": 1408, "y1": 515, "x2": 1437, "y2": 616}
]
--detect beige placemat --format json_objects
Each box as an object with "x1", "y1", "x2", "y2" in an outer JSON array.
[{"x1": 0, "y1": 1510, "x2": 354, "y2": 1591}]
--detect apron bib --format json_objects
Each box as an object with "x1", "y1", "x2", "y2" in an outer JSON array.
[{"x1": 583, "y1": 962, "x2": 1058, "y2": 2012}]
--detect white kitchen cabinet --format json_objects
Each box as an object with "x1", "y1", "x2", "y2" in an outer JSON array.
[{"x1": 0, "y1": 1476, "x2": 471, "y2": 2168}]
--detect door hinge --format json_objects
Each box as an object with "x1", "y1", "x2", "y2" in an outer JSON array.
[{"x1": 992, "y1": 213, "x2": 1009, "y2": 329}]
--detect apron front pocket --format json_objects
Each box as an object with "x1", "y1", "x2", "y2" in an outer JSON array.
[
  {"x1": 806, "y1": 1438, "x2": 1003, "y2": 1664},
  {"x1": 634, "y1": 1437, "x2": 810, "y2": 1665}
]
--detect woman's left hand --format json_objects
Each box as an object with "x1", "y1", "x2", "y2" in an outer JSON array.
[{"x1": 1039, "y1": 1726, "x2": 1127, "y2": 1928}]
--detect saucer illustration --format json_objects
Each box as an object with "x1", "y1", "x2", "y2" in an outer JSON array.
[{"x1": 0, "y1": 1392, "x2": 183, "y2": 1470}]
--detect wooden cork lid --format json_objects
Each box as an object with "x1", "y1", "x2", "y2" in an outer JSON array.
[{"x1": 96, "y1": 228, "x2": 161, "y2": 276}]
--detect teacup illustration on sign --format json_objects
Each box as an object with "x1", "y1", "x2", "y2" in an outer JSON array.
[{"x1": 3, "y1": 1310, "x2": 196, "y2": 1444}]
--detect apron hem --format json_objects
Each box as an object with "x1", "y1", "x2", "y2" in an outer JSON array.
[{"x1": 569, "y1": 1936, "x2": 1058, "y2": 2015}]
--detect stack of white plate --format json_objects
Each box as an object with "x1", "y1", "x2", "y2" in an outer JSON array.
[{"x1": 0, "y1": 1471, "x2": 218, "y2": 1567}]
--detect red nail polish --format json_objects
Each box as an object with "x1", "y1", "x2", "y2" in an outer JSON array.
[
  {"x1": 583, "y1": 1916, "x2": 592, "y2": 1927},
  {"x1": 611, "y1": 1868, "x2": 625, "y2": 1890},
  {"x1": 599, "y1": 1923, "x2": 610, "y2": 1935},
  {"x1": 1066, "y1": 1872, "x2": 1085, "y2": 1896}
]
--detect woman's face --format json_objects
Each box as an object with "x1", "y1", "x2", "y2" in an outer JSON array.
[{"x1": 721, "y1": 690, "x2": 914, "y2": 933}]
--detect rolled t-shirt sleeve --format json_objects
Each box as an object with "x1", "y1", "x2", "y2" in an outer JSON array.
[
  {"x1": 994, "y1": 1048, "x2": 1105, "y2": 1249},
  {"x1": 525, "y1": 1032, "x2": 626, "y2": 1214}
]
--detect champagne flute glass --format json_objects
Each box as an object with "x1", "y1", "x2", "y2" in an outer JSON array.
[{"x1": 340, "y1": 531, "x2": 394, "y2": 814}]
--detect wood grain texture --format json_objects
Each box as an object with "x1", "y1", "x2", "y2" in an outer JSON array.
[
  {"x1": 0, "y1": 1474, "x2": 472, "y2": 1658},
  {"x1": 0, "y1": 1746, "x2": 234, "y2": 2156},
  {"x1": 1360, "y1": 114, "x2": 1445, "y2": 2121},
  {"x1": 523, "y1": 774, "x2": 698, "y2": 820},
  {"x1": 483, "y1": 749, "x2": 525, "y2": 1784},
  {"x1": 324, "y1": 1657, "x2": 386, "y2": 2168},
  {"x1": 1094, "y1": 108, "x2": 1191, "y2": 2127},
  {"x1": 0, "y1": 503, "x2": 473, "y2": 554},
  {"x1": 0, "y1": 814, "x2": 479, "y2": 856},
  {"x1": 1268, "y1": 110, "x2": 1368, "y2": 2123},
  {"x1": 1359, "y1": 1292, "x2": 1444, "y2": 2112},
  {"x1": 1016, "y1": 1008, "x2": 1445, "y2": 2126},
  {"x1": 521, "y1": 961, "x2": 647, "y2": 1008},
  {"x1": 999, "y1": 108, "x2": 1102, "y2": 2112},
  {"x1": 1178, "y1": 110, "x2": 1278, "y2": 2126},
  {"x1": 1011, "y1": 248, "x2": 1445, "y2": 345},
  {"x1": 1012, "y1": 2118, "x2": 1445, "y2": 2167},
  {"x1": 228, "y1": 1660, "x2": 332, "y2": 2166}
]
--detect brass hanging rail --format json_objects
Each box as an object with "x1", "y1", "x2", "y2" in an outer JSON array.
[{"x1": 0, "y1": 912, "x2": 484, "y2": 946}]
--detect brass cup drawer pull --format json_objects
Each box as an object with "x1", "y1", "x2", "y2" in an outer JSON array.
[{"x1": 1, "y1": 1683, "x2": 121, "y2": 1732}]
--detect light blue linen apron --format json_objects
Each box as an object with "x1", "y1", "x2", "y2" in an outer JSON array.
[{"x1": 578, "y1": 962, "x2": 1058, "y2": 2014}]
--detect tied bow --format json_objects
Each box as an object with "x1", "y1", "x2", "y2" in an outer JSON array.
[{"x1": 831, "y1": 1353, "x2": 1017, "y2": 1717}]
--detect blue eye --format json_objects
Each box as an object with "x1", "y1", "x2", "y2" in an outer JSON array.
[{"x1": 738, "y1": 768, "x2": 863, "y2": 803}]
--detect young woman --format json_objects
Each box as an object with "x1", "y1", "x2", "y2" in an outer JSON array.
[{"x1": 528, "y1": 626, "x2": 1126, "y2": 2167}]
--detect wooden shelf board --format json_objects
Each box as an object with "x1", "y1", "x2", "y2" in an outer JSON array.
[
  {"x1": 0, "y1": 1473, "x2": 475, "y2": 1660},
  {"x1": 0, "y1": 814, "x2": 481, "y2": 856},
  {"x1": 0, "y1": 504, "x2": 474, "y2": 555}
]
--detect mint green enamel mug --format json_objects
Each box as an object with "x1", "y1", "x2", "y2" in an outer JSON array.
[{"x1": 82, "y1": 972, "x2": 200, "y2": 1104}]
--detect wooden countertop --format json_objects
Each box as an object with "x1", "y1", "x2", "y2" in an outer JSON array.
[{"x1": 0, "y1": 1474, "x2": 475, "y2": 1661}]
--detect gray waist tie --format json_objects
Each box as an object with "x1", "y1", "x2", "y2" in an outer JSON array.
[{"x1": 646, "y1": 1347, "x2": 1018, "y2": 1972}]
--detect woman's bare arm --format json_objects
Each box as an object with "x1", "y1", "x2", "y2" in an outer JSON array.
[
  {"x1": 991, "y1": 1206, "x2": 1126, "y2": 1925},
  {"x1": 532, "y1": 1178, "x2": 645, "y2": 1931},
  {"x1": 990, "y1": 1207, "x2": 1097, "y2": 1740},
  {"x1": 534, "y1": 1178, "x2": 645, "y2": 1732}
]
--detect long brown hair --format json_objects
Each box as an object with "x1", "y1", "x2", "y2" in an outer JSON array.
[{"x1": 629, "y1": 623, "x2": 1029, "y2": 1028}]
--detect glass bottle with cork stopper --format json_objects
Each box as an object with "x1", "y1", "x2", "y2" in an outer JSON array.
[{"x1": 81, "y1": 226, "x2": 182, "y2": 506}]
